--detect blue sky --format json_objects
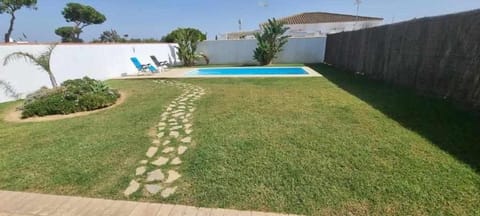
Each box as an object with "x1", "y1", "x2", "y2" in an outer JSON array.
[{"x1": 1, "y1": 0, "x2": 480, "y2": 42}]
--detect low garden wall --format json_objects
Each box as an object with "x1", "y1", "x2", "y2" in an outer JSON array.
[
  {"x1": 0, "y1": 43, "x2": 179, "y2": 102},
  {"x1": 197, "y1": 37, "x2": 326, "y2": 65},
  {"x1": 0, "y1": 37, "x2": 326, "y2": 102},
  {"x1": 325, "y1": 9, "x2": 480, "y2": 109}
]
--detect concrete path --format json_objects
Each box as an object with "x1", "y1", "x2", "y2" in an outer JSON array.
[{"x1": 0, "y1": 191, "x2": 299, "y2": 216}]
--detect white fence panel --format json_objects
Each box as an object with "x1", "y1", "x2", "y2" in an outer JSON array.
[
  {"x1": 197, "y1": 37, "x2": 326, "y2": 64},
  {"x1": 0, "y1": 43, "x2": 178, "y2": 102},
  {"x1": 0, "y1": 38, "x2": 326, "y2": 102}
]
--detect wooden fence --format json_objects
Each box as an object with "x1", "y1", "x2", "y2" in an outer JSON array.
[{"x1": 325, "y1": 9, "x2": 480, "y2": 109}]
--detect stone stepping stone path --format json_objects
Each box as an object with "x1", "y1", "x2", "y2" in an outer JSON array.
[
  {"x1": 123, "y1": 79, "x2": 206, "y2": 198},
  {"x1": 170, "y1": 157, "x2": 182, "y2": 165},
  {"x1": 136, "y1": 166, "x2": 146, "y2": 176},
  {"x1": 124, "y1": 180, "x2": 140, "y2": 197}
]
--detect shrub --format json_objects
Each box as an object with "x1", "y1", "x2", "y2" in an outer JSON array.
[
  {"x1": 253, "y1": 18, "x2": 289, "y2": 65},
  {"x1": 23, "y1": 87, "x2": 57, "y2": 106},
  {"x1": 166, "y1": 28, "x2": 207, "y2": 66},
  {"x1": 21, "y1": 77, "x2": 119, "y2": 118}
]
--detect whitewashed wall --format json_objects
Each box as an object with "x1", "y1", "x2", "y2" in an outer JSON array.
[
  {"x1": 285, "y1": 20, "x2": 383, "y2": 37},
  {"x1": 0, "y1": 37, "x2": 326, "y2": 102},
  {"x1": 197, "y1": 37, "x2": 326, "y2": 65},
  {"x1": 0, "y1": 43, "x2": 179, "y2": 102}
]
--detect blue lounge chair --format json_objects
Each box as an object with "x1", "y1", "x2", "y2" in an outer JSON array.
[{"x1": 130, "y1": 57, "x2": 158, "y2": 74}]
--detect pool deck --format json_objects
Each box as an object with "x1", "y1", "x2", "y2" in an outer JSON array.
[
  {"x1": 0, "y1": 190, "x2": 299, "y2": 216},
  {"x1": 114, "y1": 66, "x2": 322, "y2": 79}
]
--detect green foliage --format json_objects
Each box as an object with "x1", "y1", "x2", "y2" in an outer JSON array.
[
  {"x1": 98, "y1": 29, "x2": 123, "y2": 43},
  {"x1": 21, "y1": 87, "x2": 75, "y2": 117},
  {"x1": 3, "y1": 45, "x2": 58, "y2": 88},
  {"x1": 91, "y1": 37, "x2": 163, "y2": 44},
  {"x1": 0, "y1": 80, "x2": 19, "y2": 99},
  {"x1": 58, "y1": 2, "x2": 106, "y2": 42},
  {"x1": 0, "y1": 0, "x2": 37, "y2": 42},
  {"x1": 253, "y1": 18, "x2": 289, "y2": 65},
  {"x1": 92, "y1": 30, "x2": 163, "y2": 43},
  {"x1": 197, "y1": 53, "x2": 210, "y2": 65},
  {"x1": 21, "y1": 77, "x2": 120, "y2": 118},
  {"x1": 62, "y1": 2, "x2": 106, "y2": 26},
  {"x1": 23, "y1": 86, "x2": 56, "y2": 105},
  {"x1": 168, "y1": 28, "x2": 207, "y2": 66},
  {"x1": 0, "y1": 0, "x2": 36, "y2": 12},
  {"x1": 162, "y1": 28, "x2": 206, "y2": 43},
  {"x1": 127, "y1": 38, "x2": 162, "y2": 43},
  {"x1": 62, "y1": 77, "x2": 113, "y2": 95},
  {"x1": 55, "y1": 26, "x2": 82, "y2": 42}
]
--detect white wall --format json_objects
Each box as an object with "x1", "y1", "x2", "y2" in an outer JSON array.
[
  {"x1": 0, "y1": 38, "x2": 326, "y2": 102},
  {"x1": 1, "y1": 44, "x2": 53, "y2": 103},
  {"x1": 0, "y1": 43, "x2": 179, "y2": 102},
  {"x1": 220, "y1": 20, "x2": 383, "y2": 40},
  {"x1": 197, "y1": 37, "x2": 326, "y2": 65},
  {"x1": 285, "y1": 20, "x2": 383, "y2": 37}
]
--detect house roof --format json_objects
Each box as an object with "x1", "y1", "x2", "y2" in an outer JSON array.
[{"x1": 267, "y1": 12, "x2": 383, "y2": 25}]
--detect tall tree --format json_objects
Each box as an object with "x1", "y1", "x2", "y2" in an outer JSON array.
[
  {"x1": 162, "y1": 28, "x2": 206, "y2": 43},
  {"x1": 58, "y1": 2, "x2": 106, "y2": 42},
  {"x1": 253, "y1": 18, "x2": 289, "y2": 65},
  {"x1": 0, "y1": 0, "x2": 37, "y2": 43},
  {"x1": 3, "y1": 45, "x2": 58, "y2": 88},
  {"x1": 167, "y1": 28, "x2": 207, "y2": 66},
  {"x1": 55, "y1": 26, "x2": 82, "y2": 42},
  {"x1": 98, "y1": 29, "x2": 123, "y2": 43}
]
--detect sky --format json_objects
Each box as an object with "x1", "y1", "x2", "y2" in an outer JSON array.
[{"x1": 1, "y1": 0, "x2": 480, "y2": 42}]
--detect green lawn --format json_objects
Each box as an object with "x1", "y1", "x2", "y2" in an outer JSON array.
[
  {"x1": 0, "y1": 80, "x2": 181, "y2": 197},
  {"x1": 1, "y1": 65, "x2": 479, "y2": 215}
]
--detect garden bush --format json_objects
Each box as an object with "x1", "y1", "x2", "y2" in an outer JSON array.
[
  {"x1": 21, "y1": 77, "x2": 120, "y2": 118},
  {"x1": 253, "y1": 18, "x2": 289, "y2": 65}
]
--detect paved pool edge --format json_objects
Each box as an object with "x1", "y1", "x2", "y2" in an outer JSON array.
[{"x1": 114, "y1": 66, "x2": 322, "y2": 79}]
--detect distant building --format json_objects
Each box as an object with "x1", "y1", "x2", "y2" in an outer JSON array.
[
  {"x1": 271, "y1": 12, "x2": 384, "y2": 37},
  {"x1": 220, "y1": 12, "x2": 383, "y2": 40},
  {"x1": 217, "y1": 30, "x2": 260, "y2": 40}
]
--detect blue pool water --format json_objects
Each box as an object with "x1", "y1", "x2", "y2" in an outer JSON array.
[{"x1": 187, "y1": 67, "x2": 308, "y2": 76}]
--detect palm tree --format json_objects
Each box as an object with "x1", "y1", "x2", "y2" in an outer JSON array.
[
  {"x1": 253, "y1": 18, "x2": 289, "y2": 65},
  {"x1": 3, "y1": 44, "x2": 58, "y2": 88},
  {"x1": 173, "y1": 28, "x2": 207, "y2": 66},
  {"x1": 0, "y1": 80, "x2": 20, "y2": 99}
]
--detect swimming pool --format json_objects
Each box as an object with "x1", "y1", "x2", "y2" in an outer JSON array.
[{"x1": 187, "y1": 67, "x2": 309, "y2": 76}]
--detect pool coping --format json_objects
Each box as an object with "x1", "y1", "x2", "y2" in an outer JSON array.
[{"x1": 114, "y1": 66, "x2": 322, "y2": 79}]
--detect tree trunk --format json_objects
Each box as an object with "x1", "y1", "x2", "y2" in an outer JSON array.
[
  {"x1": 48, "y1": 72, "x2": 58, "y2": 88},
  {"x1": 74, "y1": 30, "x2": 81, "y2": 41},
  {"x1": 4, "y1": 13, "x2": 16, "y2": 43},
  {"x1": 71, "y1": 26, "x2": 78, "y2": 42},
  {"x1": 74, "y1": 23, "x2": 85, "y2": 41}
]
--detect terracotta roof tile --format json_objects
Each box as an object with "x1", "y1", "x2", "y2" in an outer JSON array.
[{"x1": 268, "y1": 12, "x2": 383, "y2": 25}]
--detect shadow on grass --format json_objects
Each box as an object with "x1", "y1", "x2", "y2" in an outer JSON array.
[{"x1": 309, "y1": 64, "x2": 480, "y2": 173}]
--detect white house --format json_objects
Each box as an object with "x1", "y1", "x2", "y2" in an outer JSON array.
[
  {"x1": 274, "y1": 12, "x2": 384, "y2": 37},
  {"x1": 221, "y1": 12, "x2": 383, "y2": 39}
]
